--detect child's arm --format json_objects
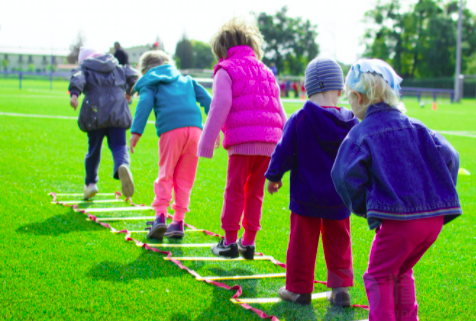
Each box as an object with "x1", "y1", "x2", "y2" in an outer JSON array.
[
  {"x1": 129, "y1": 86, "x2": 155, "y2": 153},
  {"x1": 430, "y1": 130, "x2": 460, "y2": 185},
  {"x1": 69, "y1": 68, "x2": 86, "y2": 110},
  {"x1": 197, "y1": 69, "x2": 232, "y2": 158},
  {"x1": 124, "y1": 65, "x2": 140, "y2": 97},
  {"x1": 331, "y1": 139, "x2": 371, "y2": 216},
  {"x1": 264, "y1": 115, "x2": 297, "y2": 194},
  {"x1": 192, "y1": 79, "x2": 212, "y2": 115}
]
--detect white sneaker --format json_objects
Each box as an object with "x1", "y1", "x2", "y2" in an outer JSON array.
[
  {"x1": 84, "y1": 183, "x2": 99, "y2": 200},
  {"x1": 118, "y1": 165, "x2": 134, "y2": 198}
]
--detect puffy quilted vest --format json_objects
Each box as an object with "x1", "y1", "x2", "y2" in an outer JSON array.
[{"x1": 213, "y1": 46, "x2": 283, "y2": 149}]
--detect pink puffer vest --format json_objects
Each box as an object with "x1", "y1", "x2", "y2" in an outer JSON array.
[{"x1": 213, "y1": 46, "x2": 283, "y2": 149}]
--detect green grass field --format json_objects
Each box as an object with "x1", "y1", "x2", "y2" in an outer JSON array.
[{"x1": 1, "y1": 79, "x2": 475, "y2": 320}]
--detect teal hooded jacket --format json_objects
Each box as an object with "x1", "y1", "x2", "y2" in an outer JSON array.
[{"x1": 131, "y1": 64, "x2": 212, "y2": 137}]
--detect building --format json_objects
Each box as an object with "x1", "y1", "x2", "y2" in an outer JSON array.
[{"x1": 0, "y1": 47, "x2": 69, "y2": 72}]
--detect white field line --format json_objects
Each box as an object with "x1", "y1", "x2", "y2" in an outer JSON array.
[
  {"x1": 53, "y1": 193, "x2": 117, "y2": 196},
  {"x1": 439, "y1": 131, "x2": 476, "y2": 138},
  {"x1": 119, "y1": 229, "x2": 204, "y2": 233},
  {"x1": 87, "y1": 216, "x2": 156, "y2": 221},
  {"x1": 1, "y1": 94, "x2": 67, "y2": 99},
  {"x1": 0, "y1": 112, "x2": 155, "y2": 124}
]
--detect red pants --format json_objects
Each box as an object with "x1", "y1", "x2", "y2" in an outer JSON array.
[
  {"x1": 364, "y1": 216, "x2": 443, "y2": 321},
  {"x1": 286, "y1": 212, "x2": 354, "y2": 293},
  {"x1": 221, "y1": 155, "x2": 270, "y2": 244}
]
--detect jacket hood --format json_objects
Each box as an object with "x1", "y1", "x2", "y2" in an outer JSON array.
[
  {"x1": 303, "y1": 101, "x2": 358, "y2": 145},
  {"x1": 81, "y1": 54, "x2": 118, "y2": 73},
  {"x1": 134, "y1": 65, "x2": 181, "y2": 91}
]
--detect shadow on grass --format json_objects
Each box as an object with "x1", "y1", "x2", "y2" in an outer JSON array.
[
  {"x1": 16, "y1": 212, "x2": 103, "y2": 236},
  {"x1": 171, "y1": 274, "x2": 260, "y2": 321},
  {"x1": 87, "y1": 250, "x2": 208, "y2": 283}
]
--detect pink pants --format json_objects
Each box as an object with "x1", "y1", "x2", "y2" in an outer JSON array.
[
  {"x1": 286, "y1": 212, "x2": 354, "y2": 293},
  {"x1": 364, "y1": 216, "x2": 444, "y2": 321},
  {"x1": 151, "y1": 127, "x2": 201, "y2": 222},
  {"x1": 221, "y1": 155, "x2": 271, "y2": 245}
]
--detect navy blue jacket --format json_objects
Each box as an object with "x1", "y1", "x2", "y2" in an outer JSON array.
[
  {"x1": 265, "y1": 101, "x2": 359, "y2": 219},
  {"x1": 331, "y1": 102, "x2": 462, "y2": 229}
]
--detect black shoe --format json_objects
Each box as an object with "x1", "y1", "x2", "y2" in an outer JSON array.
[
  {"x1": 211, "y1": 239, "x2": 239, "y2": 258},
  {"x1": 164, "y1": 221, "x2": 185, "y2": 239},
  {"x1": 237, "y1": 237, "x2": 255, "y2": 260},
  {"x1": 146, "y1": 214, "x2": 167, "y2": 239}
]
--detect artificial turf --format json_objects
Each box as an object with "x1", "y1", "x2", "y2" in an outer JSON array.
[{"x1": 0, "y1": 78, "x2": 475, "y2": 320}]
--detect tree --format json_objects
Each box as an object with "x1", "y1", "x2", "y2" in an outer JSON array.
[
  {"x1": 256, "y1": 6, "x2": 319, "y2": 75},
  {"x1": 67, "y1": 33, "x2": 85, "y2": 64},
  {"x1": 363, "y1": 0, "x2": 476, "y2": 79},
  {"x1": 191, "y1": 40, "x2": 215, "y2": 69},
  {"x1": 175, "y1": 35, "x2": 193, "y2": 69}
]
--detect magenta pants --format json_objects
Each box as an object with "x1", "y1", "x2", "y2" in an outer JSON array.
[
  {"x1": 364, "y1": 216, "x2": 444, "y2": 321},
  {"x1": 221, "y1": 155, "x2": 271, "y2": 244},
  {"x1": 151, "y1": 127, "x2": 201, "y2": 222}
]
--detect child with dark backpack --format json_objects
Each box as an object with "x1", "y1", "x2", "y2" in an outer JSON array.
[
  {"x1": 331, "y1": 58, "x2": 462, "y2": 320},
  {"x1": 69, "y1": 48, "x2": 138, "y2": 200},
  {"x1": 265, "y1": 57, "x2": 359, "y2": 306}
]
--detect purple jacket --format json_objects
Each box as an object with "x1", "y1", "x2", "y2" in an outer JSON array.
[
  {"x1": 265, "y1": 101, "x2": 359, "y2": 219},
  {"x1": 331, "y1": 102, "x2": 462, "y2": 229}
]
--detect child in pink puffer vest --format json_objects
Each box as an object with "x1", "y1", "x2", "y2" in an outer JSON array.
[{"x1": 198, "y1": 17, "x2": 287, "y2": 259}]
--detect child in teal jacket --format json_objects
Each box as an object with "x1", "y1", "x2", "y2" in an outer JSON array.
[{"x1": 130, "y1": 51, "x2": 211, "y2": 239}]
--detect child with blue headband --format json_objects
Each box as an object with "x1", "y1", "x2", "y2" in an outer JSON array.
[{"x1": 331, "y1": 59, "x2": 462, "y2": 320}]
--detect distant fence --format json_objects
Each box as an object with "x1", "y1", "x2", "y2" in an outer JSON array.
[
  {"x1": 402, "y1": 77, "x2": 476, "y2": 99},
  {"x1": 0, "y1": 71, "x2": 70, "y2": 90},
  {"x1": 401, "y1": 87, "x2": 454, "y2": 102}
]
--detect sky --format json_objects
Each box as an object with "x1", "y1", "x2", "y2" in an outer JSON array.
[{"x1": 1, "y1": 0, "x2": 475, "y2": 64}]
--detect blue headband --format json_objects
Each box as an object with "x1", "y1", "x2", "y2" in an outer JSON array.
[{"x1": 346, "y1": 59, "x2": 403, "y2": 95}]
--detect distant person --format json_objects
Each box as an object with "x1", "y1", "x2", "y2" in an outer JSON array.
[
  {"x1": 332, "y1": 59, "x2": 462, "y2": 320},
  {"x1": 198, "y1": 17, "x2": 287, "y2": 260},
  {"x1": 129, "y1": 50, "x2": 212, "y2": 240},
  {"x1": 113, "y1": 42, "x2": 129, "y2": 65},
  {"x1": 69, "y1": 47, "x2": 139, "y2": 200},
  {"x1": 270, "y1": 62, "x2": 278, "y2": 76},
  {"x1": 265, "y1": 57, "x2": 359, "y2": 306}
]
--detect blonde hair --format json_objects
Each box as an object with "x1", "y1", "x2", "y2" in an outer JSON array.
[
  {"x1": 210, "y1": 17, "x2": 264, "y2": 60},
  {"x1": 139, "y1": 50, "x2": 174, "y2": 75},
  {"x1": 345, "y1": 72, "x2": 400, "y2": 108}
]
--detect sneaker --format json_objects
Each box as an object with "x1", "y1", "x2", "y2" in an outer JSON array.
[
  {"x1": 118, "y1": 165, "x2": 134, "y2": 198},
  {"x1": 146, "y1": 214, "x2": 167, "y2": 239},
  {"x1": 278, "y1": 286, "x2": 311, "y2": 305},
  {"x1": 328, "y1": 287, "x2": 351, "y2": 307},
  {"x1": 83, "y1": 183, "x2": 99, "y2": 200},
  {"x1": 164, "y1": 221, "x2": 185, "y2": 239},
  {"x1": 237, "y1": 237, "x2": 255, "y2": 260},
  {"x1": 211, "y1": 239, "x2": 239, "y2": 258}
]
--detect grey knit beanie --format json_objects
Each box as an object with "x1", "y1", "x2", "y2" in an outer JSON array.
[{"x1": 304, "y1": 57, "x2": 344, "y2": 98}]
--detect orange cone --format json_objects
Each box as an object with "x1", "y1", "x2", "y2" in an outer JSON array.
[{"x1": 432, "y1": 102, "x2": 437, "y2": 110}]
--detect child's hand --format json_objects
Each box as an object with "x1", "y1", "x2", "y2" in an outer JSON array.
[
  {"x1": 70, "y1": 95, "x2": 78, "y2": 110},
  {"x1": 130, "y1": 134, "x2": 141, "y2": 153},
  {"x1": 126, "y1": 94, "x2": 132, "y2": 104},
  {"x1": 215, "y1": 134, "x2": 221, "y2": 149},
  {"x1": 267, "y1": 180, "x2": 283, "y2": 195}
]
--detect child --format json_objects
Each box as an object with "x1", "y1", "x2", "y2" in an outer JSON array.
[
  {"x1": 331, "y1": 59, "x2": 462, "y2": 320},
  {"x1": 198, "y1": 17, "x2": 287, "y2": 259},
  {"x1": 69, "y1": 47, "x2": 138, "y2": 200},
  {"x1": 130, "y1": 50, "x2": 212, "y2": 239},
  {"x1": 265, "y1": 57, "x2": 359, "y2": 306}
]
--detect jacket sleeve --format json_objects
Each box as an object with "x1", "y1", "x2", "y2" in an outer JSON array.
[
  {"x1": 192, "y1": 79, "x2": 212, "y2": 115},
  {"x1": 431, "y1": 130, "x2": 460, "y2": 185},
  {"x1": 264, "y1": 114, "x2": 297, "y2": 182},
  {"x1": 124, "y1": 65, "x2": 140, "y2": 96},
  {"x1": 130, "y1": 86, "x2": 155, "y2": 135},
  {"x1": 68, "y1": 68, "x2": 86, "y2": 97},
  {"x1": 331, "y1": 138, "x2": 370, "y2": 216}
]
